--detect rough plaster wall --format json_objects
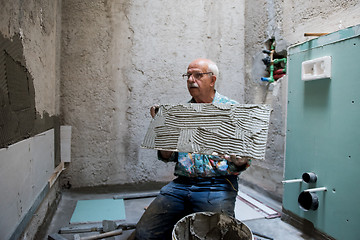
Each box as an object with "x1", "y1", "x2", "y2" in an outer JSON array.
[
  {"x1": 60, "y1": 1, "x2": 123, "y2": 188},
  {"x1": 282, "y1": 0, "x2": 360, "y2": 45},
  {"x1": 243, "y1": 0, "x2": 360, "y2": 200},
  {"x1": 0, "y1": 0, "x2": 62, "y2": 239},
  {"x1": 61, "y1": 0, "x2": 246, "y2": 188},
  {"x1": 0, "y1": 0, "x2": 61, "y2": 116}
]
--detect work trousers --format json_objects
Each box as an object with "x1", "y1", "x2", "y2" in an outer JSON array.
[{"x1": 134, "y1": 175, "x2": 238, "y2": 240}]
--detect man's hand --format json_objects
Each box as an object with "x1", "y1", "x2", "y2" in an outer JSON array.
[
  {"x1": 223, "y1": 154, "x2": 250, "y2": 166},
  {"x1": 150, "y1": 105, "x2": 160, "y2": 118},
  {"x1": 159, "y1": 150, "x2": 173, "y2": 160},
  {"x1": 151, "y1": 105, "x2": 174, "y2": 160}
]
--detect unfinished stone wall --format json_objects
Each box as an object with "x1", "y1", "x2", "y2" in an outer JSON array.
[
  {"x1": 0, "y1": 0, "x2": 62, "y2": 239},
  {"x1": 0, "y1": 0, "x2": 61, "y2": 116},
  {"x1": 60, "y1": 0, "x2": 246, "y2": 188},
  {"x1": 0, "y1": 0, "x2": 62, "y2": 150},
  {"x1": 243, "y1": 0, "x2": 360, "y2": 200}
]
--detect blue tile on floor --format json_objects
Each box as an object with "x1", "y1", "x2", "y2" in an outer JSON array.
[{"x1": 70, "y1": 199, "x2": 126, "y2": 224}]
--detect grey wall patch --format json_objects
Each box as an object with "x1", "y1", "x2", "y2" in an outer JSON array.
[
  {"x1": 142, "y1": 103, "x2": 272, "y2": 160},
  {"x1": 0, "y1": 33, "x2": 59, "y2": 149}
]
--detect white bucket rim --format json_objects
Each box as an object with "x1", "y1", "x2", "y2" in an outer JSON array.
[{"x1": 172, "y1": 211, "x2": 254, "y2": 240}]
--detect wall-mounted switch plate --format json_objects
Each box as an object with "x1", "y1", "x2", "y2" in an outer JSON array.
[{"x1": 301, "y1": 56, "x2": 332, "y2": 81}]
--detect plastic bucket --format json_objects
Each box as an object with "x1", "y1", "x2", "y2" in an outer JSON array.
[{"x1": 172, "y1": 212, "x2": 253, "y2": 240}]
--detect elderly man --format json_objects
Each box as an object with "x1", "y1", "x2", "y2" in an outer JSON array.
[{"x1": 134, "y1": 58, "x2": 250, "y2": 240}]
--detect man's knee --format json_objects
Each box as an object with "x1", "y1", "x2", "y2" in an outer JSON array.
[
  {"x1": 134, "y1": 225, "x2": 167, "y2": 240},
  {"x1": 135, "y1": 214, "x2": 174, "y2": 240}
]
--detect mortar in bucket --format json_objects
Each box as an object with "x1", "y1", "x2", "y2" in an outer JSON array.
[{"x1": 172, "y1": 212, "x2": 253, "y2": 240}]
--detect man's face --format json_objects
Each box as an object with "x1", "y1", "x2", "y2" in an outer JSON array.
[{"x1": 186, "y1": 60, "x2": 215, "y2": 102}]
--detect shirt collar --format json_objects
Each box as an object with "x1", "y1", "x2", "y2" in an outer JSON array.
[{"x1": 189, "y1": 90, "x2": 217, "y2": 103}]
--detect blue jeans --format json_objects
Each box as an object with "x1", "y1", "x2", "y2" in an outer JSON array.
[{"x1": 134, "y1": 176, "x2": 238, "y2": 240}]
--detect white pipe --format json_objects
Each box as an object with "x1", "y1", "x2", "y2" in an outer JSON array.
[
  {"x1": 282, "y1": 179, "x2": 302, "y2": 184},
  {"x1": 304, "y1": 187, "x2": 327, "y2": 193}
]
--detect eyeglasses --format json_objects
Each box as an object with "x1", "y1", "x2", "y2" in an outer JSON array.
[{"x1": 182, "y1": 72, "x2": 213, "y2": 80}]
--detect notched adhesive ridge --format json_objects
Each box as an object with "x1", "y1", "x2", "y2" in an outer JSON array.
[{"x1": 141, "y1": 103, "x2": 272, "y2": 160}]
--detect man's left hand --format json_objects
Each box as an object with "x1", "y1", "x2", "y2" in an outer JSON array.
[{"x1": 223, "y1": 154, "x2": 250, "y2": 166}]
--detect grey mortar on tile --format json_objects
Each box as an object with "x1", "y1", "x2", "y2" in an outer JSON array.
[{"x1": 142, "y1": 103, "x2": 272, "y2": 160}]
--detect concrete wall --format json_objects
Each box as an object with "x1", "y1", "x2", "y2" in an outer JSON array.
[
  {"x1": 60, "y1": 0, "x2": 360, "y2": 198},
  {"x1": 0, "y1": 0, "x2": 61, "y2": 117},
  {"x1": 242, "y1": 0, "x2": 360, "y2": 200},
  {"x1": 60, "y1": 0, "x2": 246, "y2": 188},
  {"x1": 0, "y1": 0, "x2": 62, "y2": 239}
]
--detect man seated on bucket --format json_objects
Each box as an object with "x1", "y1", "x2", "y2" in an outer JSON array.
[{"x1": 133, "y1": 58, "x2": 251, "y2": 240}]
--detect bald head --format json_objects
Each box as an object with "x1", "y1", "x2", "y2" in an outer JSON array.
[
  {"x1": 188, "y1": 58, "x2": 219, "y2": 77},
  {"x1": 186, "y1": 58, "x2": 218, "y2": 103}
]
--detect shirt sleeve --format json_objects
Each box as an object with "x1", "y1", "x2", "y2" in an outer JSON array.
[{"x1": 157, "y1": 150, "x2": 178, "y2": 162}]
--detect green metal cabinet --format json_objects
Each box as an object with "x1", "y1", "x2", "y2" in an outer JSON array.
[{"x1": 284, "y1": 25, "x2": 360, "y2": 239}]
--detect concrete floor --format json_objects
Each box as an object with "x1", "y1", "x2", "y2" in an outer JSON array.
[{"x1": 42, "y1": 184, "x2": 314, "y2": 240}]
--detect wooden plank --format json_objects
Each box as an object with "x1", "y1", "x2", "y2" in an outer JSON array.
[{"x1": 48, "y1": 161, "x2": 65, "y2": 188}]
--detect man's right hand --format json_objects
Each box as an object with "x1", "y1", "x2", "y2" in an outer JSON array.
[{"x1": 150, "y1": 105, "x2": 160, "y2": 118}]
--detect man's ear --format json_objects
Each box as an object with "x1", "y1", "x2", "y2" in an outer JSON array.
[{"x1": 210, "y1": 75, "x2": 216, "y2": 87}]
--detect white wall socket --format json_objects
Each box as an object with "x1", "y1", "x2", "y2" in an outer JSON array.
[{"x1": 301, "y1": 56, "x2": 332, "y2": 81}]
